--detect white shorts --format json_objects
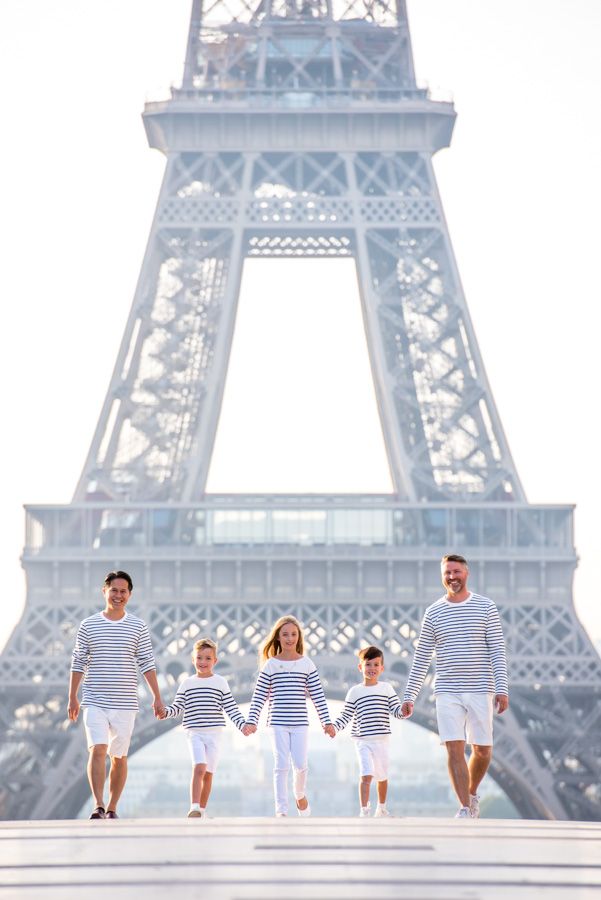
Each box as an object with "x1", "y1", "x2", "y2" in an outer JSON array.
[
  {"x1": 436, "y1": 692, "x2": 494, "y2": 745},
  {"x1": 186, "y1": 729, "x2": 222, "y2": 772},
  {"x1": 355, "y1": 737, "x2": 390, "y2": 781},
  {"x1": 83, "y1": 706, "x2": 137, "y2": 757}
]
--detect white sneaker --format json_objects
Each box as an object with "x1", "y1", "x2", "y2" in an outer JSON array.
[
  {"x1": 454, "y1": 806, "x2": 471, "y2": 818},
  {"x1": 296, "y1": 801, "x2": 311, "y2": 817},
  {"x1": 469, "y1": 794, "x2": 480, "y2": 818},
  {"x1": 275, "y1": 812, "x2": 287, "y2": 818},
  {"x1": 374, "y1": 806, "x2": 392, "y2": 818},
  {"x1": 187, "y1": 808, "x2": 203, "y2": 818},
  {"x1": 359, "y1": 805, "x2": 370, "y2": 818}
]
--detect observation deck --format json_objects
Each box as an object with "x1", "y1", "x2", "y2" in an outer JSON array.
[{"x1": 24, "y1": 496, "x2": 575, "y2": 564}]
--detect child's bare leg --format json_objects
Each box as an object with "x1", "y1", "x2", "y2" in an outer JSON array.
[
  {"x1": 191, "y1": 763, "x2": 207, "y2": 805},
  {"x1": 359, "y1": 775, "x2": 372, "y2": 808},
  {"x1": 200, "y1": 771, "x2": 213, "y2": 809},
  {"x1": 377, "y1": 779, "x2": 388, "y2": 804}
]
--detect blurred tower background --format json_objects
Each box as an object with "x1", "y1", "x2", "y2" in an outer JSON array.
[{"x1": 1, "y1": 0, "x2": 600, "y2": 820}]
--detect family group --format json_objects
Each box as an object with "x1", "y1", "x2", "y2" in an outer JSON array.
[{"x1": 68, "y1": 554, "x2": 509, "y2": 821}]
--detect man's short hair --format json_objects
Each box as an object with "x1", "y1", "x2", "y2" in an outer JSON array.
[
  {"x1": 193, "y1": 638, "x2": 218, "y2": 656},
  {"x1": 358, "y1": 645, "x2": 384, "y2": 664},
  {"x1": 103, "y1": 570, "x2": 133, "y2": 591},
  {"x1": 441, "y1": 553, "x2": 468, "y2": 567}
]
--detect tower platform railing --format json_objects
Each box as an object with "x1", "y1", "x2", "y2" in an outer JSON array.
[{"x1": 23, "y1": 499, "x2": 575, "y2": 558}]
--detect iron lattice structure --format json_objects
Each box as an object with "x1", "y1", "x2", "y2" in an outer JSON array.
[{"x1": 2, "y1": 0, "x2": 600, "y2": 820}]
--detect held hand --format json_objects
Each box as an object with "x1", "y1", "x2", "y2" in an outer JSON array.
[
  {"x1": 401, "y1": 701, "x2": 414, "y2": 719},
  {"x1": 153, "y1": 698, "x2": 165, "y2": 719},
  {"x1": 157, "y1": 707, "x2": 168, "y2": 720},
  {"x1": 67, "y1": 697, "x2": 80, "y2": 722},
  {"x1": 324, "y1": 724, "x2": 336, "y2": 738},
  {"x1": 244, "y1": 723, "x2": 257, "y2": 735},
  {"x1": 495, "y1": 693, "x2": 509, "y2": 714}
]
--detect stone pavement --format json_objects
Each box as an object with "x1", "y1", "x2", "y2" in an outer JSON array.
[{"x1": 1, "y1": 817, "x2": 601, "y2": 899}]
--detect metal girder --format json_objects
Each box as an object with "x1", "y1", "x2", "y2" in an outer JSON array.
[{"x1": 73, "y1": 144, "x2": 518, "y2": 503}]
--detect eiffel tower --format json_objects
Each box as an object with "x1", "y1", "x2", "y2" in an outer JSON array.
[{"x1": 2, "y1": 0, "x2": 600, "y2": 822}]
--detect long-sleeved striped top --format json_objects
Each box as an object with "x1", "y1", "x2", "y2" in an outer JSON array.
[
  {"x1": 163, "y1": 673, "x2": 245, "y2": 731},
  {"x1": 247, "y1": 656, "x2": 331, "y2": 727},
  {"x1": 70, "y1": 611, "x2": 156, "y2": 710},
  {"x1": 403, "y1": 592, "x2": 509, "y2": 702},
  {"x1": 334, "y1": 681, "x2": 404, "y2": 739}
]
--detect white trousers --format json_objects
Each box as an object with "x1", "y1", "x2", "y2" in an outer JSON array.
[
  {"x1": 83, "y1": 706, "x2": 136, "y2": 757},
  {"x1": 355, "y1": 736, "x2": 390, "y2": 781},
  {"x1": 270, "y1": 725, "x2": 309, "y2": 815},
  {"x1": 436, "y1": 692, "x2": 494, "y2": 745},
  {"x1": 186, "y1": 729, "x2": 222, "y2": 772}
]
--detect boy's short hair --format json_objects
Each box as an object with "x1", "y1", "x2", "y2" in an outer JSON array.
[
  {"x1": 192, "y1": 637, "x2": 218, "y2": 656},
  {"x1": 358, "y1": 645, "x2": 384, "y2": 664}
]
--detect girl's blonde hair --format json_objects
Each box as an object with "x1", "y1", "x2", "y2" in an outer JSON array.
[
  {"x1": 260, "y1": 615, "x2": 304, "y2": 663},
  {"x1": 192, "y1": 637, "x2": 218, "y2": 658}
]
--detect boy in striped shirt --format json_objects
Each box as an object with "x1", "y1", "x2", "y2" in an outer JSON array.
[
  {"x1": 331, "y1": 645, "x2": 404, "y2": 818},
  {"x1": 159, "y1": 638, "x2": 251, "y2": 818}
]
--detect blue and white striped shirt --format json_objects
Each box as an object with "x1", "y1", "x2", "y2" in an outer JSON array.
[
  {"x1": 71, "y1": 611, "x2": 156, "y2": 710},
  {"x1": 334, "y1": 681, "x2": 404, "y2": 739},
  {"x1": 247, "y1": 656, "x2": 331, "y2": 727},
  {"x1": 163, "y1": 673, "x2": 246, "y2": 731},
  {"x1": 403, "y1": 592, "x2": 509, "y2": 702}
]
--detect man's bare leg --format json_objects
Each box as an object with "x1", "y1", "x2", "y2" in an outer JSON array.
[
  {"x1": 468, "y1": 744, "x2": 492, "y2": 796},
  {"x1": 87, "y1": 744, "x2": 108, "y2": 809},
  {"x1": 445, "y1": 740, "x2": 470, "y2": 808},
  {"x1": 376, "y1": 779, "x2": 388, "y2": 804},
  {"x1": 106, "y1": 756, "x2": 128, "y2": 813}
]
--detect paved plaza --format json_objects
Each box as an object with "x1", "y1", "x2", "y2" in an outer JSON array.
[{"x1": 1, "y1": 816, "x2": 601, "y2": 899}]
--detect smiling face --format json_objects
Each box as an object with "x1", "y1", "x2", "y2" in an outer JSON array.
[
  {"x1": 441, "y1": 559, "x2": 469, "y2": 600},
  {"x1": 359, "y1": 654, "x2": 384, "y2": 685},
  {"x1": 193, "y1": 645, "x2": 217, "y2": 677},
  {"x1": 278, "y1": 622, "x2": 300, "y2": 654},
  {"x1": 102, "y1": 577, "x2": 131, "y2": 617}
]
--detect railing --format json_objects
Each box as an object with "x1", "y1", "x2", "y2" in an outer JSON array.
[
  {"x1": 24, "y1": 497, "x2": 575, "y2": 554},
  {"x1": 145, "y1": 85, "x2": 440, "y2": 110}
]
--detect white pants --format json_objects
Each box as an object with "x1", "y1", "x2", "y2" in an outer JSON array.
[
  {"x1": 270, "y1": 725, "x2": 309, "y2": 815},
  {"x1": 186, "y1": 729, "x2": 222, "y2": 772},
  {"x1": 83, "y1": 706, "x2": 137, "y2": 757},
  {"x1": 436, "y1": 692, "x2": 494, "y2": 745},
  {"x1": 355, "y1": 736, "x2": 390, "y2": 781}
]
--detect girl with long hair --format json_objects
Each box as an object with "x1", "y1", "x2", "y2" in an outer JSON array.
[{"x1": 246, "y1": 615, "x2": 334, "y2": 816}]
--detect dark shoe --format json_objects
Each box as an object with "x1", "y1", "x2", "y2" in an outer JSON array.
[
  {"x1": 89, "y1": 806, "x2": 105, "y2": 819},
  {"x1": 105, "y1": 810, "x2": 119, "y2": 819}
]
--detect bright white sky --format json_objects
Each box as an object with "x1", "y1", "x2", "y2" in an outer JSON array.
[{"x1": 0, "y1": 0, "x2": 600, "y2": 652}]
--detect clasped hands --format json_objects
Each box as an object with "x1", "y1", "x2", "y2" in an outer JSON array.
[{"x1": 148, "y1": 713, "x2": 336, "y2": 736}]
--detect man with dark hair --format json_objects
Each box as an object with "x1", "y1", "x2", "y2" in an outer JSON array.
[
  {"x1": 68, "y1": 570, "x2": 164, "y2": 819},
  {"x1": 401, "y1": 554, "x2": 508, "y2": 819}
]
